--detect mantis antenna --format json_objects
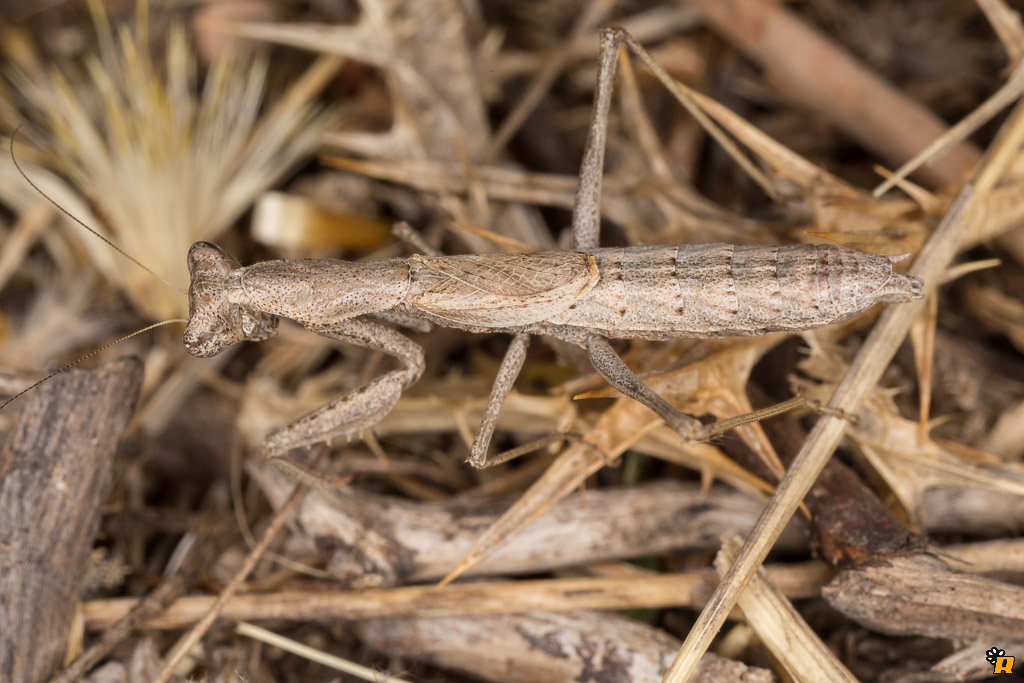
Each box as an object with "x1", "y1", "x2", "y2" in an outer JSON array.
[
  {"x1": 0, "y1": 320, "x2": 187, "y2": 411},
  {"x1": 2, "y1": 125, "x2": 190, "y2": 409},
  {"x1": 9, "y1": 124, "x2": 187, "y2": 294}
]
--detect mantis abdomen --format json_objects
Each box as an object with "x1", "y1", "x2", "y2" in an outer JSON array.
[{"x1": 552, "y1": 243, "x2": 921, "y2": 338}]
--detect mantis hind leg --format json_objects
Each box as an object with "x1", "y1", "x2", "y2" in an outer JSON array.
[
  {"x1": 585, "y1": 334, "x2": 709, "y2": 441},
  {"x1": 584, "y1": 335, "x2": 842, "y2": 444}
]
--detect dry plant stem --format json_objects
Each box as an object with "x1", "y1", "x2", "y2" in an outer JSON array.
[
  {"x1": 150, "y1": 475, "x2": 309, "y2": 683},
  {"x1": 0, "y1": 359, "x2": 142, "y2": 683},
  {"x1": 322, "y1": 155, "x2": 755, "y2": 238},
  {"x1": 716, "y1": 538, "x2": 857, "y2": 683},
  {"x1": 663, "y1": 95, "x2": 1024, "y2": 683},
  {"x1": 687, "y1": 0, "x2": 980, "y2": 189},
  {"x1": 356, "y1": 611, "x2": 773, "y2": 683},
  {"x1": 252, "y1": 472, "x2": 807, "y2": 585},
  {"x1": 80, "y1": 562, "x2": 832, "y2": 630}
]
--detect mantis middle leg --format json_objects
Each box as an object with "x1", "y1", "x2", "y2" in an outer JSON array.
[
  {"x1": 461, "y1": 29, "x2": 626, "y2": 465},
  {"x1": 467, "y1": 332, "x2": 530, "y2": 468}
]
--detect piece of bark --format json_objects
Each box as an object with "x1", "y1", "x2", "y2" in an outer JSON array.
[
  {"x1": 687, "y1": 0, "x2": 980, "y2": 189},
  {"x1": 251, "y1": 464, "x2": 807, "y2": 587},
  {"x1": 0, "y1": 359, "x2": 142, "y2": 683},
  {"x1": 888, "y1": 640, "x2": 1024, "y2": 683},
  {"x1": 355, "y1": 611, "x2": 773, "y2": 683},
  {"x1": 822, "y1": 554, "x2": 1024, "y2": 641},
  {"x1": 918, "y1": 485, "x2": 1024, "y2": 536},
  {"x1": 730, "y1": 388, "x2": 1024, "y2": 641}
]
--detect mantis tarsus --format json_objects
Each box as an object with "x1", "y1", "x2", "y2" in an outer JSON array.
[{"x1": 10, "y1": 27, "x2": 922, "y2": 471}]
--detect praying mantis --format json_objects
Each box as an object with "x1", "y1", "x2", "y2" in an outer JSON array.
[
  {"x1": 180, "y1": 26, "x2": 922, "y2": 469},
  {"x1": 4, "y1": 28, "x2": 922, "y2": 470}
]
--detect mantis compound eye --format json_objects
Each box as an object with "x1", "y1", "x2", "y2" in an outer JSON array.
[{"x1": 184, "y1": 242, "x2": 278, "y2": 357}]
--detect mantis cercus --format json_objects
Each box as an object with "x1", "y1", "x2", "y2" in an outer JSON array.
[{"x1": 11, "y1": 27, "x2": 923, "y2": 470}]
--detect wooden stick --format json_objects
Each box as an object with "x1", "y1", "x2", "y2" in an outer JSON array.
[{"x1": 0, "y1": 359, "x2": 142, "y2": 683}]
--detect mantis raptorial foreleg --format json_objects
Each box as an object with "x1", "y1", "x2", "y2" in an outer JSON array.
[{"x1": 263, "y1": 317, "x2": 424, "y2": 460}]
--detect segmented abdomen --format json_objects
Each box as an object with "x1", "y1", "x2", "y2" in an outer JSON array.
[{"x1": 550, "y1": 243, "x2": 918, "y2": 338}]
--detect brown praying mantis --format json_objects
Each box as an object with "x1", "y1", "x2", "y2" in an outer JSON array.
[
  {"x1": 182, "y1": 27, "x2": 921, "y2": 468},
  {"x1": 9, "y1": 27, "x2": 922, "y2": 470}
]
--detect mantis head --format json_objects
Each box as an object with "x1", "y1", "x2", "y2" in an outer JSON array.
[{"x1": 183, "y1": 242, "x2": 278, "y2": 358}]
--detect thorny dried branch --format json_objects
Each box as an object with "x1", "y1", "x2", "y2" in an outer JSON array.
[{"x1": 1, "y1": 1, "x2": 1023, "y2": 682}]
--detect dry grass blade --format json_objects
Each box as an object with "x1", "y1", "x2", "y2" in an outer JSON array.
[
  {"x1": 617, "y1": 31, "x2": 778, "y2": 199},
  {"x1": 80, "y1": 563, "x2": 835, "y2": 630},
  {"x1": 977, "y1": 0, "x2": 1024, "y2": 75},
  {"x1": 236, "y1": 622, "x2": 414, "y2": 683}
]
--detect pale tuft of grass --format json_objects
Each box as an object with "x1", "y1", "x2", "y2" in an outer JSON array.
[{"x1": 13, "y1": 6, "x2": 337, "y2": 320}]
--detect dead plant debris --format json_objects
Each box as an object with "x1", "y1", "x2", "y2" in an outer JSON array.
[{"x1": 1, "y1": 1, "x2": 1023, "y2": 682}]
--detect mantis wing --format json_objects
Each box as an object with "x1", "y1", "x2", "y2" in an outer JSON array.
[{"x1": 407, "y1": 251, "x2": 599, "y2": 327}]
